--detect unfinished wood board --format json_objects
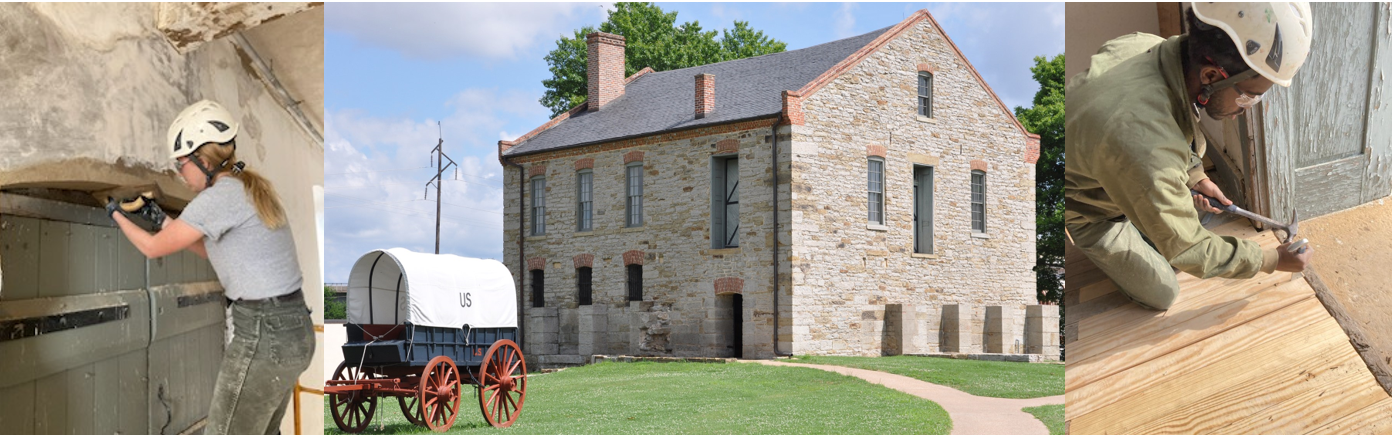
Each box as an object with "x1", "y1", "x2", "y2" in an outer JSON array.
[
  {"x1": 1300, "y1": 198, "x2": 1392, "y2": 396},
  {"x1": 1064, "y1": 221, "x2": 1392, "y2": 433}
]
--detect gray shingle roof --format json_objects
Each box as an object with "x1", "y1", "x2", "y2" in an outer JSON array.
[{"x1": 502, "y1": 25, "x2": 893, "y2": 157}]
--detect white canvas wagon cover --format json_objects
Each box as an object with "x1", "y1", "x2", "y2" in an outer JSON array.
[{"x1": 347, "y1": 248, "x2": 517, "y2": 329}]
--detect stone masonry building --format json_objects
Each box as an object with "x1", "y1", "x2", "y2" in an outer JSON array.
[{"x1": 498, "y1": 10, "x2": 1057, "y2": 365}]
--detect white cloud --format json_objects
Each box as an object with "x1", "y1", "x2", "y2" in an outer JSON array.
[
  {"x1": 323, "y1": 87, "x2": 546, "y2": 281},
  {"x1": 834, "y1": 3, "x2": 858, "y2": 38},
  {"x1": 327, "y1": 2, "x2": 612, "y2": 60}
]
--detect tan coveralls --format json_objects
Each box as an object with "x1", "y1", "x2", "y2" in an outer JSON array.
[{"x1": 1065, "y1": 33, "x2": 1277, "y2": 310}]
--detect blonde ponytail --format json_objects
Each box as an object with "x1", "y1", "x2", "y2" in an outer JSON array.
[{"x1": 195, "y1": 143, "x2": 288, "y2": 229}]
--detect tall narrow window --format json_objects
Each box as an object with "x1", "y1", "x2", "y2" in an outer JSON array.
[
  {"x1": 531, "y1": 270, "x2": 544, "y2": 308},
  {"x1": 971, "y1": 170, "x2": 987, "y2": 233},
  {"x1": 577, "y1": 267, "x2": 592, "y2": 306},
  {"x1": 530, "y1": 176, "x2": 546, "y2": 235},
  {"x1": 868, "y1": 158, "x2": 885, "y2": 225},
  {"x1": 626, "y1": 264, "x2": 643, "y2": 301},
  {"x1": 918, "y1": 72, "x2": 933, "y2": 118},
  {"x1": 914, "y1": 165, "x2": 934, "y2": 254},
  {"x1": 626, "y1": 163, "x2": 644, "y2": 227},
  {"x1": 711, "y1": 156, "x2": 740, "y2": 248},
  {"x1": 576, "y1": 170, "x2": 593, "y2": 231}
]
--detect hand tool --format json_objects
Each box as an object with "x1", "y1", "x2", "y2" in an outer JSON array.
[{"x1": 1192, "y1": 191, "x2": 1308, "y2": 253}]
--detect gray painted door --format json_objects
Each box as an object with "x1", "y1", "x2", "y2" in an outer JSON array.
[
  {"x1": 0, "y1": 193, "x2": 223, "y2": 435},
  {"x1": 1258, "y1": 2, "x2": 1392, "y2": 219}
]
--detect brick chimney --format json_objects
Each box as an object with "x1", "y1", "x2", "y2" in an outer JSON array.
[
  {"x1": 695, "y1": 73, "x2": 714, "y2": 119},
  {"x1": 586, "y1": 32, "x2": 626, "y2": 111}
]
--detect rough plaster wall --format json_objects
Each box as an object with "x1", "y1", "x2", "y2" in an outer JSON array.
[
  {"x1": 0, "y1": 3, "x2": 188, "y2": 173},
  {"x1": 790, "y1": 19, "x2": 1037, "y2": 356},
  {"x1": 0, "y1": 3, "x2": 324, "y2": 433},
  {"x1": 503, "y1": 123, "x2": 787, "y2": 360}
]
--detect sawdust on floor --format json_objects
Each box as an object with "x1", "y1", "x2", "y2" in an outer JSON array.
[{"x1": 1301, "y1": 198, "x2": 1392, "y2": 377}]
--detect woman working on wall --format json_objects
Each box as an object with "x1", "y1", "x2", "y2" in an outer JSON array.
[{"x1": 109, "y1": 100, "x2": 314, "y2": 435}]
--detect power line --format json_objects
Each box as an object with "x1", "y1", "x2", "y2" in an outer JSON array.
[
  {"x1": 325, "y1": 166, "x2": 432, "y2": 176},
  {"x1": 324, "y1": 197, "x2": 504, "y2": 215},
  {"x1": 346, "y1": 203, "x2": 503, "y2": 230}
]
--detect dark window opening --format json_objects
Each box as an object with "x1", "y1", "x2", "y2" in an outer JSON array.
[
  {"x1": 626, "y1": 264, "x2": 643, "y2": 302},
  {"x1": 577, "y1": 267, "x2": 593, "y2": 306},
  {"x1": 531, "y1": 270, "x2": 544, "y2": 308},
  {"x1": 731, "y1": 294, "x2": 743, "y2": 358}
]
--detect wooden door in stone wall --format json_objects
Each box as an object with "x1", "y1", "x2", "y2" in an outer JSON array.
[
  {"x1": 0, "y1": 192, "x2": 223, "y2": 435},
  {"x1": 1256, "y1": 2, "x2": 1392, "y2": 219}
]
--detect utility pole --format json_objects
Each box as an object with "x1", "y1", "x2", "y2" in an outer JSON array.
[{"x1": 425, "y1": 121, "x2": 457, "y2": 254}]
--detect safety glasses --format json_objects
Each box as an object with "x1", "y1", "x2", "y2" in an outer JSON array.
[
  {"x1": 1233, "y1": 87, "x2": 1263, "y2": 108},
  {"x1": 1208, "y1": 61, "x2": 1265, "y2": 109}
]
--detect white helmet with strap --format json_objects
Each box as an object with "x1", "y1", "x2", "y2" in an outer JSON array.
[
  {"x1": 167, "y1": 100, "x2": 239, "y2": 160},
  {"x1": 1191, "y1": 2, "x2": 1314, "y2": 87}
]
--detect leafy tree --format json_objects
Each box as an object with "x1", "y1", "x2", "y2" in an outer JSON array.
[
  {"x1": 540, "y1": 3, "x2": 786, "y2": 117},
  {"x1": 1015, "y1": 54, "x2": 1065, "y2": 308},
  {"x1": 324, "y1": 285, "x2": 347, "y2": 320}
]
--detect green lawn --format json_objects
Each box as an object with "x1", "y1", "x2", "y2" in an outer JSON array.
[
  {"x1": 792, "y1": 355, "x2": 1063, "y2": 399},
  {"x1": 325, "y1": 361, "x2": 951, "y2": 434},
  {"x1": 1023, "y1": 404, "x2": 1064, "y2": 435}
]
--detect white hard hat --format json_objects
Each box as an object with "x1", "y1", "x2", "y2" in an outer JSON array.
[
  {"x1": 167, "y1": 100, "x2": 239, "y2": 160},
  {"x1": 1192, "y1": 2, "x2": 1314, "y2": 87}
]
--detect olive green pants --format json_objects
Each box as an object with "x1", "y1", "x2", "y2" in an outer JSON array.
[
  {"x1": 206, "y1": 292, "x2": 315, "y2": 435},
  {"x1": 1068, "y1": 219, "x2": 1179, "y2": 310}
]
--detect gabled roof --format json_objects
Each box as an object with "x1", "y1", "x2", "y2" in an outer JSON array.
[{"x1": 501, "y1": 10, "x2": 1037, "y2": 159}]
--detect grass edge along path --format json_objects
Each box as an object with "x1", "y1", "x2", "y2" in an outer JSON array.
[
  {"x1": 325, "y1": 360, "x2": 951, "y2": 434},
  {"x1": 1023, "y1": 404, "x2": 1064, "y2": 435},
  {"x1": 792, "y1": 354, "x2": 1063, "y2": 399}
]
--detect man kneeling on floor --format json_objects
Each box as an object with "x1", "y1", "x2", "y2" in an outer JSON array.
[{"x1": 1065, "y1": 2, "x2": 1315, "y2": 310}]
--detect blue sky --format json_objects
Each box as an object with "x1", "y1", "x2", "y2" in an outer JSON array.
[{"x1": 323, "y1": 2, "x2": 1064, "y2": 283}]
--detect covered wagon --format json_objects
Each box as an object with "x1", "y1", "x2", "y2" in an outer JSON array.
[{"x1": 327, "y1": 248, "x2": 526, "y2": 432}]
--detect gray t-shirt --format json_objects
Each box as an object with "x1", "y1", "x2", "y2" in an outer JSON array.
[{"x1": 179, "y1": 176, "x2": 302, "y2": 300}]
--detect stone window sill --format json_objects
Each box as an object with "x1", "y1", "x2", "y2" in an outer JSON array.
[
  {"x1": 917, "y1": 115, "x2": 937, "y2": 124},
  {"x1": 574, "y1": 230, "x2": 594, "y2": 237},
  {"x1": 867, "y1": 224, "x2": 889, "y2": 232},
  {"x1": 971, "y1": 232, "x2": 990, "y2": 239},
  {"x1": 525, "y1": 234, "x2": 548, "y2": 241},
  {"x1": 911, "y1": 253, "x2": 937, "y2": 259},
  {"x1": 708, "y1": 247, "x2": 740, "y2": 256},
  {"x1": 621, "y1": 226, "x2": 644, "y2": 233}
]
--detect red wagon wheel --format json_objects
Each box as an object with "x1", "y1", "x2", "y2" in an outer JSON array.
[
  {"x1": 329, "y1": 362, "x2": 378, "y2": 433},
  {"x1": 398, "y1": 394, "x2": 426, "y2": 426},
  {"x1": 419, "y1": 355, "x2": 462, "y2": 432},
  {"x1": 478, "y1": 339, "x2": 527, "y2": 428}
]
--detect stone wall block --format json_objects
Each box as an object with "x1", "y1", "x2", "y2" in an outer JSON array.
[{"x1": 1025, "y1": 304, "x2": 1059, "y2": 359}]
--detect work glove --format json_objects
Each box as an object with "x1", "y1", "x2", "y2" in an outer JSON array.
[{"x1": 106, "y1": 192, "x2": 167, "y2": 233}]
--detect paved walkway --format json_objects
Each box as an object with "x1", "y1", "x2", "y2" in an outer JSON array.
[{"x1": 745, "y1": 360, "x2": 1063, "y2": 435}]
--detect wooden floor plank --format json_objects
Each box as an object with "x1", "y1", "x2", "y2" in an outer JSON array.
[
  {"x1": 1069, "y1": 314, "x2": 1353, "y2": 434},
  {"x1": 1067, "y1": 296, "x2": 1328, "y2": 418},
  {"x1": 1064, "y1": 220, "x2": 1392, "y2": 433},
  {"x1": 1307, "y1": 396, "x2": 1392, "y2": 434},
  {"x1": 1067, "y1": 272, "x2": 1307, "y2": 389}
]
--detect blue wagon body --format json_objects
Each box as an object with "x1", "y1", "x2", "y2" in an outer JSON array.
[{"x1": 342, "y1": 323, "x2": 518, "y2": 367}]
